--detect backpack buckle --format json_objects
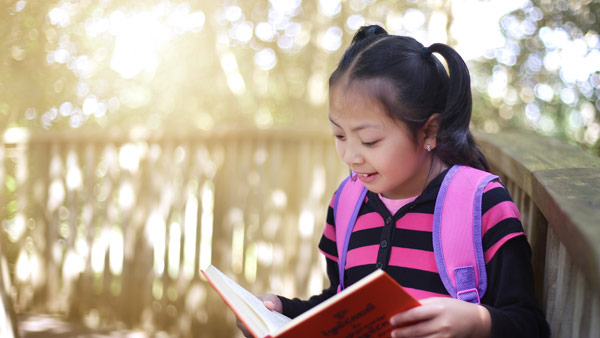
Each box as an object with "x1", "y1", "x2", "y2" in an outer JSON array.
[{"x1": 457, "y1": 288, "x2": 481, "y2": 304}]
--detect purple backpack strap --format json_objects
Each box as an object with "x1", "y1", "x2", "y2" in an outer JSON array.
[
  {"x1": 433, "y1": 165, "x2": 498, "y2": 304},
  {"x1": 333, "y1": 174, "x2": 368, "y2": 292}
]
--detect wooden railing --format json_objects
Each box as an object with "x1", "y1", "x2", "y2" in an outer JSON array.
[
  {"x1": 476, "y1": 129, "x2": 600, "y2": 338},
  {"x1": 1, "y1": 127, "x2": 599, "y2": 337}
]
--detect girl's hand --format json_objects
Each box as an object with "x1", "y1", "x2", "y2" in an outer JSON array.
[
  {"x1": 389, "y1": 297, "x2": 491, "y2": 338},
  {"x1": 236, "y1": 293, "x2": 283, "y2": 338}
]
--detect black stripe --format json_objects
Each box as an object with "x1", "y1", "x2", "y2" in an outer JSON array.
[
  {"x1": 326, "y1": 206, "x2": 335, "y2": 227},
  {"x1": 482, "y1": 218, "x2": 524, "y2": 251},
  {"x1": 407, "y1": 203, "x2": 435, "y2": 214},
  {"x1": 347, "y1": 228, "x2": 384, "y2": 250},
  {"x1": 391, "y1": 228, "x2": 434, "y2": 251},
  {"x1": 345, "y1": 265, "x2": 379, "y2": 287},
  {"x1": 318, "y1": 236, "x2": 338, "y2": 258},
  {"x1": 482, "y1": 186, "x2": 512, "y2": 214},
  {"x1": 386, "y1": 266, "x2": 448, "y2": 295}
]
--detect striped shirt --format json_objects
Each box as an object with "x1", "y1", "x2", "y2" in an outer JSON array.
[{"x1": 318, "y1": 169, "x2": 525, "y2": 300}]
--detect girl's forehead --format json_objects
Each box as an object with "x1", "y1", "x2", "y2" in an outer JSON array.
[{"x1": 329, "y1": 81, "x2": 391, "y2": 122}]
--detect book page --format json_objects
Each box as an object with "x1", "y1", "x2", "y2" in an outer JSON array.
[{"x1": 210, "y1": 266, "x2": 292, "y2": 333}]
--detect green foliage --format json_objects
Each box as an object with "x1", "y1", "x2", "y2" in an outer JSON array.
[{"x1": 471, "y1": 0, "x2": 600, "y2": 155}]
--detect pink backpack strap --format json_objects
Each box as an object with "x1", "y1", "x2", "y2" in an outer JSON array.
[
  {"x1": 433, "y1": 165, "x2": 499, "y2": 304},
  {"x1": 333, "y1": 174, "x2": 367, "y2": 292}
]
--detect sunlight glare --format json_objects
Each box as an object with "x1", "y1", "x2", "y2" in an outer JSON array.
[
  {"x1": 15, "y1": 249, "x2": 30, "y2": 282},
  {"x1": 256, "y1": 242, "x2": 273, "y2": 266},
  {"x1": 220, "y1": 52, "x2": 246, "y2": 96},
  {"x1": 230, "y1": 208, "x2": 245, "y2": 273},
  {"x1": 254, "y1": 48, "x2": 277, "y2": 71},
  {"x1": 91, "y1": 231, "x2": 109, "y2": 274},
  {"x1": 109, "y1": 11, "x2": 166, "y2": 79},
  {"x1": 146, "y1": 212, "x2": 166, "y2": 276},
  {"x1": 255, "y1": 22, "x2": 276, "y2": 42},
  {"x1": 319, "y1": 0, "x2": 342, "y2": 17},
  {"x1": 298, "y1": 209, "x2": 314, "y2": 238},
  {"x1": 66, "y1": 151, "x2": 82, "y2": 190},
  {"x1": 319, "y1": 26, "x2": 343, "y2": 53},
  {"x1": 451, "y1": 0, "x2": 526, "y2": 60},
  {"x1": 269, "y1": 0, "x2": 301, "y2": 16},
  {"x1": 119, "y1": 143, "x2": 140, "y2": 172},
  {"x1": 108, "y1": 228, "x2": 123, "y2": 274},
  {"x1": 48, "y1": 4, "x2": 71, "y2": 27},
  {"x1": 534, "y1": 83, "x2": 554, "y2": 102},
  {"x1": 47, "y1": 179, "x2": 65, "y2": 212},
  {"x1": 62, "y1": 249, "x2": 85, "y2": 280},
  {"x1": 118, "y1": 180, "x2": 135, "y2": 210},
  {"x1": 168, "y1": 222, "x2": 181, "y2": 279},
  {"x1": 199, "y1": 181, "x2": 214, "y2": 272},
  {"x1": 244, "y1": 243, "x2": 257, "y2": 283},
  {"x1": 346, "y1": 14, "x2": 365, "y2": 32},
  {"x1": 183, "y1": 185, "x2": 198, "y2": 279}
]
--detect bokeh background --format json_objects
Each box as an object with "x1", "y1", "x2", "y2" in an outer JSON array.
[{"x1": 0, "y1": 0, "x2": 599, "y2": 337}]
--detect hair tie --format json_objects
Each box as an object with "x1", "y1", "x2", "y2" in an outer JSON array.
[{"x1": 420, "y1": 46, "x2": 432, "y2": 59}]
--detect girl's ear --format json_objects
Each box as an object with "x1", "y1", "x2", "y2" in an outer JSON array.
[{"x1": 420, "y1": 114, "x2": 440, "y2": 150}]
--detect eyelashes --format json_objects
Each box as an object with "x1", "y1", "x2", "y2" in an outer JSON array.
[
  {"x1": 333, "y1": 135, "x2": 379, "y2": 147},
  {"x1": 361, "y1": 141, "x2": 379, "y2": 147}
]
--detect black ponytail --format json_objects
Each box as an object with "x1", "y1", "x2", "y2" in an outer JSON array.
[
  {"x1": 426, "y1": 44, "x2": 490, "y2": 171},
  {"x1": 329, "y1": 25, "x2": 489, "y2": 172}
]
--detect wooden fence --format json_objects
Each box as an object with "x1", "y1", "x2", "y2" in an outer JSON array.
[
  {"x1": 476, "y1": 130, "x2": 600, "y2": 337},
  {"x1": 1, "y1": 127, "x2": 599, "y2": 337},
  {"x1": 0, "y1": 128, "x2": 347, "y2": 337}
]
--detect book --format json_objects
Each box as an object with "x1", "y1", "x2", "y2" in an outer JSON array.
[{"x1": 201, "y1": 265, "x2": 421, "y2": 338}]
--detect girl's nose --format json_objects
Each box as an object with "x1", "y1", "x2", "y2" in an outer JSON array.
[{"x1": 343, "y1": 145, "x2": 364, "y2": 166}]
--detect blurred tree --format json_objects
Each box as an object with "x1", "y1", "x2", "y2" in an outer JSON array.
[
  {"x1": 470, "y1": 0, "x2": 600, "y2": 155},
  {"x1": 0, "y1": 0, "x2": 440, "y2": 133},
  {"x1": 1, "y1": 0, "x2": 598, "y2": 154}
]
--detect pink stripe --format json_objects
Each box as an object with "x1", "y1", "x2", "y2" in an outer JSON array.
[
  {"x1": 395, "y1": 213, "x2": 433, "y2": 232},
  {"x1": 388, "y1": 247, "x2": 438, "y2": 273},
  {"x1": 404, "y1": 287, "x2": 450, "y2": 300},
  {"x1": 323, "y1": 223, "x2": 335, "y2": 242},
  {"x1": 483, "y1": 181, "x2": 503, "y2": 192},
  {"x1": 345, "y1": 245, "x2": 379, "y2": 269},
  {"x1": 484, "y1": 233, "x2": 525, "y2": 263},
  {"x1": 319, "y1": 249, "x2": 338, "y2": 262},
  {"x1": 353, "y1": 212, "x2": 384, "y2": 231},
  {"x1": 323, "y1": 223, "x2": 336, "y2": 241},
  {"x1": 482, "y1": 201, "x2": 522, "y2": 234}
]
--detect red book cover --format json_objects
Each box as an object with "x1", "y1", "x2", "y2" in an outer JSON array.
[{"x1": 202, "y1": 265, "x2": 420, "y2": 338}]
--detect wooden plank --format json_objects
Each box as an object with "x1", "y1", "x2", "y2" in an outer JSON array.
[{"x1": 532, "y1": 168, "x2": 600, "y2": 289}]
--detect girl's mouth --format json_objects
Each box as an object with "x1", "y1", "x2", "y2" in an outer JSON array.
[{"x1": 356, "y1": 172, "x2": 377, "y2": 183}]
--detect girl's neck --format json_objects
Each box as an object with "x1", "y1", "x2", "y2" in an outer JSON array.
[{"x1": 422, "y1": 155, "x2": 448, "y2": 192}]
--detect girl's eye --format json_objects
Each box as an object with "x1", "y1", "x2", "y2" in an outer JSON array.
[
  {"x1": 334, "y1": 135, "x2": 345, "y2": 141},
  {"x1": 362, "y1": 140, "x2": 379, "y2": 147}
]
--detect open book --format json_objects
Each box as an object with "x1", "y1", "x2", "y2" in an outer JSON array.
[{"x1": 201, "y1": 265, "x2": 420, "y2": 338}]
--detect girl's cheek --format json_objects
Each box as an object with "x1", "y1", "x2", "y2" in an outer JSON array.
[{"x1": 335, "y1": 142, "x2": 345, "y2": 160}]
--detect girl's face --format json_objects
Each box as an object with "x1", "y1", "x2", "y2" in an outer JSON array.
[{"x1": 329, "y1": 81, "x2": 432, "y2": 199}]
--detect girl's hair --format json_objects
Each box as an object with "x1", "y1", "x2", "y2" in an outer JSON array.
[{"x1": 329, "y1": 25, "x2": 489, "y2": 171}]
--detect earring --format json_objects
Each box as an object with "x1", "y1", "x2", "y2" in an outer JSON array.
[{"x1": 426, "y1": 144, "x2": 431, "y2": 152}]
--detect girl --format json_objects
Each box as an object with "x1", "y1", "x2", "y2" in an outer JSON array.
[{"x1": 239, "y1": 25, "x2": 550, "y2": 338}]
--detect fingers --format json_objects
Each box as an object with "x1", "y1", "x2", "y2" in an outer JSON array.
[
  {"x1": 259, "y1": 293, "x2": 283, "y2": 313},
  {"x1": 389, "y1": 303, "x2": 438, "y2": 327},
  {"x1": 236, "y1": 318, "x2": 254, "y2": 338},
  {"x1": 263, "y1": 300, "x2": 276, "y2": 311}
]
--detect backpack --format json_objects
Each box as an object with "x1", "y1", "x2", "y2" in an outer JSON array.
[{"x1": 333, "y1": 165, "x2": 499, "y2": 304}]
